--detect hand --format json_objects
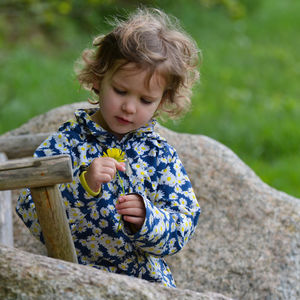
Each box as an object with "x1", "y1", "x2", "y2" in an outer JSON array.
[
  {"x1": 84, "y1": 157, "x2": 125, "y2": 193},
  {"x1": 116, "y1": 194, "x2": 146, "y2": 232}
]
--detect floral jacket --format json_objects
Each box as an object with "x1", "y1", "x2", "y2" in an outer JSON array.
[{"x1": 16, "y1": 109, "x2": 201, "y2": 288}]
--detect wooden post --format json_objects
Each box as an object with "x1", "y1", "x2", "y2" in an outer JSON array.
[
  {"x1": 30, "y1": 185, "x2": 77, "y2": 263},
  {"x1": 0, "y1": 155, "x2": 78, "y2": 263},
  {"x1": 0, "y1": 152, "x2": 13, "y2": 247}
]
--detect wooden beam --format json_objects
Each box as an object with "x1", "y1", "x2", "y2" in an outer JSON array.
[
  {"x1": 0, "y1": 133, "x2": 50, "y2": 159},
  {"x1": 0, "y1": 154, "x2": 77, "y2": 262},
  {"x1": 0, "y1": 153, "x2": 13, "y2": 247},
  {"x1": 31, "y1": 185, "x2": 78, "y2": 263},
  {"x1": 0, "y1": 155, "x2": 73, "y2": 191}
]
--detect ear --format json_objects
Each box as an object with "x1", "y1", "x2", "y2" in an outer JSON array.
[{"x1": 92, "y1": 82, "x2": 100, "y2": 95}]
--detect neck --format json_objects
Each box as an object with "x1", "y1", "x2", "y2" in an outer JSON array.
[{"x1": 91, "y1": 110, "x2": 125, "y2": 141}]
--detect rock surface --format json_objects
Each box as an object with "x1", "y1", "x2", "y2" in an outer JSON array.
[
  {"x1": 0, "y1": 245, "x2": 232, "y2": 300},
  {"x1": 2, "y1": 102, "x2": 300, "y2": 299}
]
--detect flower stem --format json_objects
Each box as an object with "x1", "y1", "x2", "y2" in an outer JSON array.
[
  {"x1": 116, "y1": 170, "x2": 125, "y2": 231},
  {"x1": 116, "y1": 170, "x2": 125, "y2": 195}
]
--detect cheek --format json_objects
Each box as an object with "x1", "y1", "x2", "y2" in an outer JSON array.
[
  {"x1": 140, "y1": 105, "x2": 159, "y2": 121},
  {"x1": 101, "y1": 92, "x2": 118, "y2": 112}
]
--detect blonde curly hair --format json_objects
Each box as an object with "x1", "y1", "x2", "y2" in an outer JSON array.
[{"x1": 76, "y1": 8, "x2": 201, "y2": 118}]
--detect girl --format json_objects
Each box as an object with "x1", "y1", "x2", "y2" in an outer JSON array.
[{"x1": 17, "y1": 8, "x2": 201, "y2": 288}]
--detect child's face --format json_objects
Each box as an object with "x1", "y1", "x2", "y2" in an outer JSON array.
[{"x1": 94, "y1": 63, "x2": 166, "y2": 139}]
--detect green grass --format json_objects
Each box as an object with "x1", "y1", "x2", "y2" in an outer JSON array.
[
  {"x1": 0, "y1": 0, "x2": 299, "y2": 198},
  {"x1": 247, "y1": 154, "x2": 300, "y2": 195},
  {"x1": 0, "y1": 44, "x2": 89, "y2": 133},
  {"x1": 160, "y1": 0, "x2": 300, "y2": 198}
]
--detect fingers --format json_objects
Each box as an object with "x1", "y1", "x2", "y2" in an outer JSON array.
[
  {"x1": 96, "y1": 159, "x2": 125, "y2": 181},
  {"x1": 116, "y1": 162, "x2": 126, "y2": 173},
  {"x1": 91, "y1": 158, "x2": 116, "y2": 180},
  {"x1": 116, "y1": 194, "x2": 146, "y2": 228},
  {"x1": 123, "y1": 216, "x2": 145, "y2": 228},
  {"x1": 84, "y1": 157, "x2": 127, "y2": 194},
  {"x1": 99, "y1": 160, "x2": 125, "y2": 183},
  {"x1": 84, "y1": 157, "x2": 121, "y2": 191},
  {"x1": 97, "y1": 166, "x2": 116, "y2": 183}
]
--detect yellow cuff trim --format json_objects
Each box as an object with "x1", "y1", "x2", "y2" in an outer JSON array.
[{"x1": 79, "y1": 171, "x2": 101, "y2": 197}]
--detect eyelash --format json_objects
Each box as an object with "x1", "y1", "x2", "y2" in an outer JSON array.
[
  {"x1": 113, "y1": 87, "x2": 152, "y2": 105},
  {"x1": 141, "y1": 98, "x2": 152, "y2": 105},
  {"x1": 113, "y1": 87, "x2": 126, "y2": 95}
]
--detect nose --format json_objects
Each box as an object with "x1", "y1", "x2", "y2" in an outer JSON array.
[{"x1": 121, "y1": 98, "x2": 136, "y2": 114}]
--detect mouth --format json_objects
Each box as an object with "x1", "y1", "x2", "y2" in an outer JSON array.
[{"x1": 115, "y1": 116, "x2": 132, "y2": 125}]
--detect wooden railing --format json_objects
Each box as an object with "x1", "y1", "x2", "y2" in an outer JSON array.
[{"x1": 0, "y1": 148, "x2": 78, "y2": 263}]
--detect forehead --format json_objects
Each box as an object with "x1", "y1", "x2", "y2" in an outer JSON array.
[{"x1": 110, "y1": 62, "x2": 166, "y2": 91}]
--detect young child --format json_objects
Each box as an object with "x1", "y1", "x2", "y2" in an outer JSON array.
[{"x1": 16, "y1": 8, "x2": 201, "y2": 288}]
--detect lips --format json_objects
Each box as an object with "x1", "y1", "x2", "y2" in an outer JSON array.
[{"x1": 115, "y1": 116, "x2": 132, "y2": 125}]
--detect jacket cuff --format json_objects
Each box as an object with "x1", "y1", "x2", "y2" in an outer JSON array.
[{"x1": 79, "y1": 170, "x2": 101, "y2": 197}]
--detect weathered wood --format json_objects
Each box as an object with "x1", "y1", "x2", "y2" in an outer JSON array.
[
  {"x1": 0, "y1": 155, "x2": 73, "y2": 191},
  {"x1": 0, "y1": 153, "x2": 13, "y2": 247},
  {"x1": 0, "y1": 154, "x2": 76, "y2": 262},
  {"x1": 31, "y1": 185, "x2": 78, "y2": 263},
  {"x1": 0, "y1": 133, "x2": 50, "y2": 159}
]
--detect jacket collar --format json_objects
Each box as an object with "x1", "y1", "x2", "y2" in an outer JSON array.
[{"x1": 74, "y1": 108, "x2": 164, "y2": 144}]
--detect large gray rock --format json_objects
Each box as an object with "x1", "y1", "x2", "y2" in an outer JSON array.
[
  {"x1": 2, "y1": 102, "x2": 300, "y2": 299},
  {"x1": 0, "y1": 102, "x2": 94, "y2": 137},
  {"x1": 163, "y1": 131, "x2": 300, "y2": 299},
  {"x1": 0, "y1": 245, "x2": 231, "y2": 300}
]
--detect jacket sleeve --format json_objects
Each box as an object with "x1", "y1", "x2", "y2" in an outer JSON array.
[{"x1": 128, "y1": 147, "x2": 201, "y2": 257}]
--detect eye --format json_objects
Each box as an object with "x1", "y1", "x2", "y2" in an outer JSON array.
[
  {"x1": 141, "y1": 98, "x2": 152, "y2": 105},
  {"x1": 113, "y1": 87, "x2": 126, "y2": 95}
]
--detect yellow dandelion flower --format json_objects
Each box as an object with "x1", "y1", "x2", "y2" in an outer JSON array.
[{"x1": 103, "y1": 148, "x2": 125, "y2": 162}]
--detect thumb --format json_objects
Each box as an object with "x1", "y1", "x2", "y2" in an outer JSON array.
[{"x1": 116, "y1": 162, "x2": 126, "y2": 172}]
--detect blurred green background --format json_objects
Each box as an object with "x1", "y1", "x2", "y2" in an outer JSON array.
[{"x1": 0, "y1": 0, "x2": 299, "y2": 198}]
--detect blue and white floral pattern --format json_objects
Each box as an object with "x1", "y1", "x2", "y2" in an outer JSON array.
[{"x1": 16, "y1": 109, "x2": 201, "y2": 288}]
